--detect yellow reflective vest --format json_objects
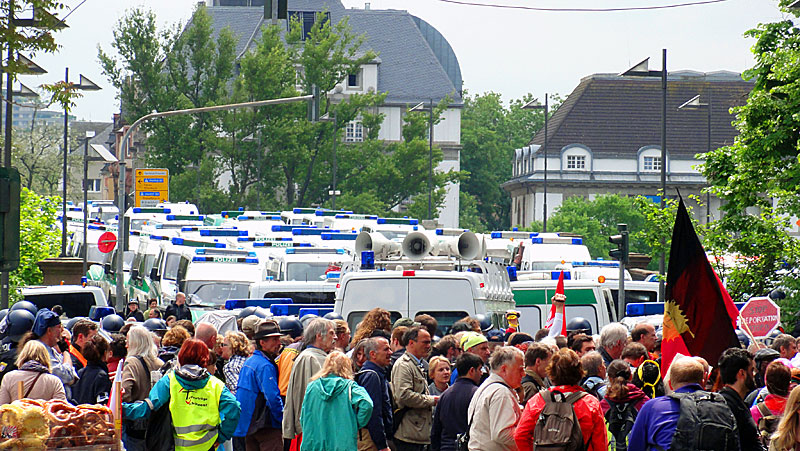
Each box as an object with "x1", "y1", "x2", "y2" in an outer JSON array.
[{"x1": 168, "y1": 372, "x2": 224, "y2": 451}]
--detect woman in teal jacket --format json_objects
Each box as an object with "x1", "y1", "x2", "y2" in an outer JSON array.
[{"x1": 300, "y1": 350, "x2": 374, "y2": 451}]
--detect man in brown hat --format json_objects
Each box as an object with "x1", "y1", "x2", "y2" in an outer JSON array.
[{"x1": 233, "y1": 319, "x2": 285, "y2": 451}]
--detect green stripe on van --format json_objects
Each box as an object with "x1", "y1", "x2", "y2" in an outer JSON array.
[{"x1": 514, "y1": 288, "x2": 598, "y2": 306}]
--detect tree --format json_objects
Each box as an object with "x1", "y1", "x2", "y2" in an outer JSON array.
[
  {"x1": 460, "y1": 92, "x2": 558, "y2": 231},
  {"x1": 10, "y1": 189, "x2": 60, "y2": 299}
]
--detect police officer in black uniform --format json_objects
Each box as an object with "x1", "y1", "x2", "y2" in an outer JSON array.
[{"x1": 0, "y1": 309, "x2": 36, "y2": 383}]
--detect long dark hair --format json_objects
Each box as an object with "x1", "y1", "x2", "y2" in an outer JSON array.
[{"x1": 606, "y1": 360, "x2": 632, "y2": 400}]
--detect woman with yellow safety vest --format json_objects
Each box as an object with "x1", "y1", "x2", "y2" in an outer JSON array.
[{"x1": 123, "y1": 338, "x2": 241, "y2": 451}]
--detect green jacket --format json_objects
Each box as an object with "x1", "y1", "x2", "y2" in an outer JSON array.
[{"x1": 299, "y1": 374, "x2": 373, "y2": 451}]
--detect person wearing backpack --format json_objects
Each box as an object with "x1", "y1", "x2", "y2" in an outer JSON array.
[
  {"x1": 121, "y1": 325, "x2": 164, "y2": 451},
  {"x1": 628, "y1": 356, "x2": 739, "y2": 451},
  {"x1": 751, "y1": 360, "x2": 791, "y2": 449},
  {"x1": 718, "y1": 347, "x2": 766, "y2": 451},
  {"x1": 514, "y1": 348, "x2": 607, "y2": 451},
  {"x1": 600, "y1": 360, "x2": 649, "y2": 451}
]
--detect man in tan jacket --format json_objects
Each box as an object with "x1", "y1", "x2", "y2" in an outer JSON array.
[
  {"x1": 390, "y1": 326, "x2": 438, "y2": 451},
  {"x1": 282, "y1": 318, "x2": 336, "y2": 444},
  {"x1": 466, "y1": 346, "x2": 524, "y2": 451}
]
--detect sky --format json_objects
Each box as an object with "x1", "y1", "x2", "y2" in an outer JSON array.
[{"x1": 21, "y1": 0, "x2": 790, "y2": 122}]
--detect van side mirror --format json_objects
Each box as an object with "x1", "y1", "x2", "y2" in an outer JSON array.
[
  {"x1": 131, "y1": 268, "x2": 139, "y2": 280},
  {"x1": 150, "y1": 267, "x2": 158, "y2": 280}
]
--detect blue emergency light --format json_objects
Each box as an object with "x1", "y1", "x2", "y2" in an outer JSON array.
[
  {"x1": 270, "y1": 303, "x2": 333, "y2": 316},
  {"x1": 299, "y1": 307, "x2": 334, "y2": 318},
  {"x1": 321, "y1": 233, "x2": 358, "y2": 240},
  {"x1": 224, "y1": 298, "x2": 293, "y2": 310}
]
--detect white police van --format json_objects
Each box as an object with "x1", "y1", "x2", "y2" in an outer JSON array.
[{"x1": 175, "y1": 247, "x2": 267, "y2": 308}]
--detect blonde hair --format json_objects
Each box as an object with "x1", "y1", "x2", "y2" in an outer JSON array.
[
  {"x1": 225, "y1": 331, "x2": 250, "y2": 357},
  {"x1": 16, "y1": 340, "x2": 51, "y2": 370},
  {"x1": 772, "y1": 385, "x2": 800, "y2": 450},
  {"x1": 311, "y1": 351, "x2": 353, "y2": 381},
  {"x1": 429, "y1": 356, "x2": 451, "y2": 377}
]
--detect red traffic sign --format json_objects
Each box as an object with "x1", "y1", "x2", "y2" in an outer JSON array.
[
  {"x1": 98, "y1": 232, "x2": 117, "y2": 254},
  {"x1": 739, "y1": 296, "x2": 781, "y2": 338}
]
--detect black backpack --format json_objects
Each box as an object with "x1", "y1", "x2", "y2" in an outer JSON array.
[
  {"x1": 581, "y1": 378, "x2": 605, "y2": 401},
  {"x1": 755, "y1": 402, "x2": 781, "y2": 448},
  {"x1": 665, "y1": 391, "x2": 738, "y2": 451},
  {"x1": 532, "y1": 390, "x2": 587, "y2": 451},
  {"x1": 604, "y1": 400, "x2": 639, "y2": 451}
]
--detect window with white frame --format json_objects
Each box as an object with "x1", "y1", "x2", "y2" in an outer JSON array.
[
  {"x1": 643, "y1": 156, "x2": 662, "y2": 172},
  {"x1": 347, "y1": 69, "x2": 362, "y2": 89},
  {"x1": 84, "y1": 179, "x2": 101, "y2": 192},
  {"x1": 566, "y1": 155, "x2": 586, "y2": 170},
  {"x1": 345, "y1": 121, "x2": 363, "y2": 142}
]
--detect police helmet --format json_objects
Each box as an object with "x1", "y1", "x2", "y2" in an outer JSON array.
[
  {"x1": 0, "y1": 309, "x2": 8, "y2": 323},
  {"x1": 300, "y1": 314, "x2": 318, "y2": 329},
  {"x1": 764, "y1": 329, "x2": 782, "y2": 347},
  {"x1": 252, "y1": 307, "x2": 270, "y2": 319},
  {"x1": 566, "y1": 317, "x2": 592, "y2": 335},
  {"x1": 735, "y1": 329, "x2": 750, "y2": 348},
  {"x1": 10, "y1": 301, "x2": 38, "y2": 317},
  {"x1": 143, "y1": 318, "x2": 168, "y2": 332},
  {"x1": 323, "y1": 312, "x2": 343, "y2": 321},
  {"x1": 7, "y1": 309, "x2": 35, "y2": 342},
  {"x1": 238, "y1": 306, "x2": 259, "y2": 319},
  {"x1": 279, "y1": 317, "x2": 303, "y2": 339},
  {"x1": 101, "y1": 314, "x2": 125, "y2": 333},
  {"x1": 473, "y1": 314, "x2": 493, "y2": 332},
  {"x1": 66, "y1": 316, "x2": 88, "y2": 332}
]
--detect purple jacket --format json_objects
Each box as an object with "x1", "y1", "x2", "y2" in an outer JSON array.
[{"x1": 628, "y1": 384, "x2": 703, "y2": 450}]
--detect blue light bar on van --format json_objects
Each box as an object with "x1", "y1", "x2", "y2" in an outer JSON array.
[
  {"x1": 334, "y1": 214, "x2": 378, "y2": 220},
  {"x1": 326, "y1": 271, "x2": 341, "y2": 279},
  {"x1": 271, "y1": 225, "x2": 316, "y2": 232},
  {"x1": 299, "y1": 307, "x2": 334, "y2": 318},
  {"x1": 149, "y1": 235, "x2": 171, "y2": 241},
  {"x1": 269, "y1": 303, "x2": 333, "y2": 316},
  {"x1": 224, "y1": 298, "x2": 293, "y2": 310},
  {"x1": 237, "y1": 215, "x2": 282, "y2": 221},
  {"x1": 292, "y1": 208, "x2": 317, "y2": 214},
  {"x1": 321, "y1": 233, "x2": 357, "y2": 240},
  {"x1": 253, "y1": 242, "x2": 312, "y2": 248},
  {"x1": 435, "y1": 229, "x2": 470, "y2": 236},
  {"x1": 376, "y1": 218, "x2": 418, "y2": 225},
  {"x1": 192, "y1": 256, "x2": 259, "y2": 264},
  {"x1": 200, "y1": 229, "x2": 248, "y2": 237},
  {"x1": 314, "y1": 209, "x2": 353, "y2": 216},
  {"x1": 572, "y1": 238, "x2": 583, "y2": 245},
  {"x1": 532, "y1": 238, "x2": 543, "y2": 244},
  {"x1": 172, "y1": 237, "x2": 226, "y2": 248},
  {"x1": 132, "y1": 207, "x2": 170, "y2": 214},
  {"x1": 166, "y1": 214, "x2": 204, "y2": 221},
  {"x1": 571, "y1": 261, "x2": 620, "y2": 268},
  {"x1": 551, "y1": 271, "x2": 571, "y2": 280},
  {"x1": 625, "y1": 303, "x2": 666, "y2": 317},
  {"x1": 292, "y1": 228, "x2": 339, "y2": 236}
]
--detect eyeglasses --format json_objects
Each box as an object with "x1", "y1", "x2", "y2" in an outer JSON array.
[{"x1": 220, "y1": 343, "x2": 229, "y2": 347}]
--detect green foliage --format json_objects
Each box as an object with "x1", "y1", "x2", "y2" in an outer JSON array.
[
  {"x1": 458, "y1": 192, "x2": 483, "y2": 232},
  {"x1": 460, "y1": 92, "x2": 558, "y2": 231},
  {"x1": 10, "y1": 189, "x2": 60, "y2": 299},
  {"x1": 0, "y1": 1, "x2": 67, "y2": 76}
]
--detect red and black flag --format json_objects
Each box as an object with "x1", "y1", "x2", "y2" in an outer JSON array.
[{"x1": 661, "y1": 198, "x2": 740, "y2": 375}]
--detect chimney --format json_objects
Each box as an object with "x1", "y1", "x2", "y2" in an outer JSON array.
[{"x1": 365, "y1": 2, "x2": 370, "y2": 10}]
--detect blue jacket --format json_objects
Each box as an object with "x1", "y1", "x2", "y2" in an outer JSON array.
[
  {"x1": 430, "y1": 377, "x2": 478, "y2": 451},
  {"x1": 234, "y1": 350, "x2": 284, "y2": 437},
  {"x1": 355, "y1": 361, "x2": 393, "y2": 449},
  {"x1": 628, "y1": 383, "x2": 703, "y2": 450},
  {"x1": 123, "y1": 365, "x2": 241, "y2": 443}
]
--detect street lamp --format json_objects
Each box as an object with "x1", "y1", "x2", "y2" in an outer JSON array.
[
  {"x1": 82, "y1": 130, "x2": 95, "y2": 275},
  {"x1": 409, "y1": 99, "x2": 435, "y2": 220},
  {"x1": 60, "y1": 71, "x2": 100, "y2": 257},
  {"x1": 621, "y1": 50, "x2": 667, "y2": 302},
  {"x1": 522, "y1": 94, "x2": 550, "y2": 232},
  {"x1": 678, "y1": 94, "x2": 712, "y2": 223}
]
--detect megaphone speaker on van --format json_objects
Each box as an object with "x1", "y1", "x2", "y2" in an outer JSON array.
[
  {"x1": 355, "y1": 232, "x2": 401, "y2": 259},
  {"x1": 402, "y1": 231, "x2": 437, "y2": 258},
  {"x1": 437, "y1": 231, "x2": 481, "y2": 260}
]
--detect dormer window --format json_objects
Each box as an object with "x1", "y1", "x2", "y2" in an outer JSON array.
[
  {"x1": 643, "y1": 156, "x2": 661, "y2": 172},
  {"x1": 566, "y1": 155, "x2": 586, "y2": 170},
  {"x1": 347, "y1": 70, "x2": 362, "y2": 89},
  {"x1": 288, "y1": 11, "x2": 330, "y2": 40}
]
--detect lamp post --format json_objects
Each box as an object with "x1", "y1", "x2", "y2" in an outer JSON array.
[
  {"x1": 522, "y1": 94, "x2": 549, "y2": 232},
  {"x1": 319, "y1": 111, "x2": 340, "y2": 209},
  {"x1": 60, "y1": 71, "x2": 101, "y2": 257},
  {"x1": 678, "y1": 94, "x2": 712, "y2": 223},
  {"x1": 409, "y1": 99, "x2": 435, "y2": 220},
  {"x1": 82, "y1": 130, "x2": 95, "y2": 275},
  {"x1": 621, "y1": 50, "x2": 667, "y2": 302}
]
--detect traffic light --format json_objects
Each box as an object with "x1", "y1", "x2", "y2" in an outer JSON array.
[
  {"x1": 265, "y1": 0, "x2": 288, "y2": 20},
  {"x1": 608, "y1": 223, "x2": 629, "y2": 265},
  {"x1": 0, "y1": 168, "x2": 20, "y2": 272}
]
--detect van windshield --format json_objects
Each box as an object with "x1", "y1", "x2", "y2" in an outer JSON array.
[
  {"x1": 26, "y1": 292, "x2": 98, "y2": 319},
  {"x1": 163, "y1": 253, "x2": 180, "y2": 280},
  {"x1": 285, "y1": 262, "x2": 339, "y2": 282},
  {"x1": 186, "y1": 282, "x2": 251, "y2": 306}
]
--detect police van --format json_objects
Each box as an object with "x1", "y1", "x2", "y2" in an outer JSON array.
[
  {"x1": 175, "y1": 247, "x2": 267, "y2": 308},
  {"x1": 511, "y1": 277, "x2": 617, "y2": 336}
]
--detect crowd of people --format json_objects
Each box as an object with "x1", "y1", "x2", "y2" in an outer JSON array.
[{"x1": 5, "y1": 292, "x2": 800, "y2": 451}]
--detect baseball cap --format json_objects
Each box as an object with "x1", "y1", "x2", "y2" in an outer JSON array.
[
  {"x1": 461, "y1": 332, "x2": 488, "y2": 351},
  {"x1": 393, "y1": 317, "x2": 419, "y2": 329},
  {"x1": 32, "y1": 309, "x2": 60, "y2": 337},
  {"x1": 486, "y1": 329, "x2": 505, "y2": 343},
  {"x1": 253, "y1": 320, "x2": 282, "y2": 340},
  {"x1": 241, "y1": 315, "x2": 261, "y2": 337}
]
